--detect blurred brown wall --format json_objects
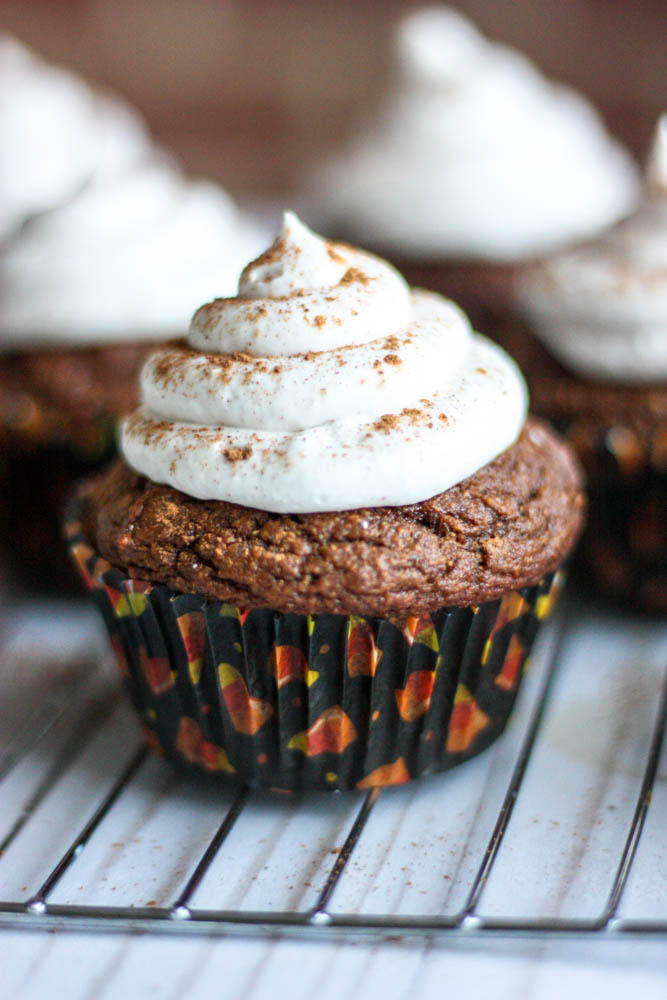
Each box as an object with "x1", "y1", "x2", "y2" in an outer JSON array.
[{"x1": 1, "y1": 0, "x2": 664, "y2": 195}]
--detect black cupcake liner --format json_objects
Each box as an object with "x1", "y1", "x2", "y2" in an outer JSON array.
[
  {"x1": 66, "y1": 496, "x2": 564, "y2": 791},
  {"x1": 0, "y1": 428, "x2": 117, "y2": 593},
  {"x1": 578, "y1": 469, "x2": 666, "y2": 615},
  {"x1": 558, "y1": 420, "x2": 666, "y2": 615}
]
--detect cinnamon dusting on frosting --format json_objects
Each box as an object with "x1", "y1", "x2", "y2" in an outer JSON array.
[
  {"x1": 339, "y1": 267, "x2": 369, "y2": 287},
  {"x1": 122, "y1": 212, "x2": 526, "y2": 512},
  {"x1": 370, "y1": 413, "x2": 399, "y2": 434},
  {"x1": 223, "y1": 445, "x2": 253, "y2": 462},
  {"x1": 326, "y1": 244, "x2": 346, "y2": 264}
]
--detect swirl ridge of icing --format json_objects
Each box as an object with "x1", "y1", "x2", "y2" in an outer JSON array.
[
  {"x1": 121, "y1": 213, "x2": 527, "y2": 512},
  {"x1": 309, "y1": 6, "x2": 640, "y2": 260},
  {"x1": 189, "y1": 213, "x2": 412, "y2": 356},
  {"x1": 516, "y1": 115, "x2": 667, "y2": 383}
]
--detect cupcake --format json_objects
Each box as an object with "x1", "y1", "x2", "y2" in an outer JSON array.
[
  {"x1": 512, "y1": 116, "x2": 667, "y2": 614},
  {"x1": 0, "y1": 37, "x2": 269, "y2": 587},
  {"x1": 305, "y1": 6, "x2": 639, "y2": 332},
  {"x1": 66, "y1": 212, "x2": 584, "y2": 791}
]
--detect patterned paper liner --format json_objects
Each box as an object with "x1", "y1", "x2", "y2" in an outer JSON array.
[
  {"x1": 557, "y1": 418, "x2": 666, "y2": 616},
  {"x1": 0, "y1": 436, "x2": 116, "y2": 593},
  {"x1": 65, "y1": 496, "x2": 564, "y2": 791},
  {"x1": 577, "y1": 469, "x2": 666, "y2": 616}
]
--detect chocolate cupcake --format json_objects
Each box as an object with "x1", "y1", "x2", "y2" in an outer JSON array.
[
  {"x1": 0, "y1": 36, "x2": 268, "y2": 587},
  {"x1": 305, "y1": 6, "x2": 639, "y2": 333},
  {"x1": 511, "y1": 116, "x2": 667, "y2": 614},
  {"x1": 66, "y1": 212, "x2": 584, "y2": 790}
]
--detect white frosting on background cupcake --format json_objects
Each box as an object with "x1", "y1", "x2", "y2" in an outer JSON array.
[
  {"x1": 0, "y1": 36, "x2": 151, "y2": 241},
  {"x1": 0, "y1": 37, "x2": 270, "y2": 347},
  {"x1": 0, "y1": 154, "x2": 269, "y2": 346},
  {"x1": 122, "y1": 213, "x2": 527, "y2": 512},
  {"x1": 516, "y1": 115, "x2": 667, "y2": 384},
  {"x1": 309, "y1": 6, "x2": 640, "y2": 261}
]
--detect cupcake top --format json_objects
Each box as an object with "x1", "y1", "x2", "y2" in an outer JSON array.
[
  {"x1": 0, "y1": 36, "x2": 150, "y2": 241},
  {"x1": 0, "y1": 37, "x2": 269, "y2": 349},
  {"x1": 309, "y1": 6, "x2": 639, "y2": 261},
  {"x1": 516, "y1": 115, "x2": 667, "y2": 384},
  {"x1": 121, "y1": 212, "x2": 527, "y2": 512}
]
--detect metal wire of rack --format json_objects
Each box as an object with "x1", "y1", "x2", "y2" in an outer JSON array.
[{"x1": 0, "y1": 594, "x2": 665, "y2": 943}]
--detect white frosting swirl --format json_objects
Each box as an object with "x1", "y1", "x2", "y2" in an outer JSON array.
[
  {"x1": 309, "y1": 6, "x2": 639, "y2": 260},
  {"x1": 0, "y1": 36, "x2": 270, "y2": 347},
  {"x1": 0, "y1": 154, "x2": 270, "y2": 347},
  {"x1": 0, "y1": 36, "x2": 151, "y2": 241},
  {"x1": 121, "y1": 213, "x2": 527, "y2": 512},
  {"x1": 516, "y1": 115, "x2": 667, "y2": 383}
]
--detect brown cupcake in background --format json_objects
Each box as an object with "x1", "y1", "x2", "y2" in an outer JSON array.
[
  {"x1": 0, "y1": 344, "x2": 150, "y2": 590},
  {"x1": 511, "y1": 116, "x2": 667, "y2": 614},
  {"x1": 0, "y1": 36, "x2": 268, "y2": 590}
]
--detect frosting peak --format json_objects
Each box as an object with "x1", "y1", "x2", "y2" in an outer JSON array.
[
  {"x1": 122, "y1": 214, "x2": 527, "y2": 512},
  {"x1": 309, "y1": 6, "x2": 640, "y2": 261},
  {"x1": 396, "y1": 6, "x2": 488, "y2": 86},
  {"x1": 239, "y1": 211, "x2": 347, "y2": 298},
  {"x1": 189, "y1": 213, "x2": 412, "y2": 357}
]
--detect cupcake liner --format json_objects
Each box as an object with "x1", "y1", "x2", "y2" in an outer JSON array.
[
  {"x1": 0, "y1": 435, "x2": 116, "y2": 593},
  {"x1": 578, "y1": 469, "x2": 666, "y2": 615},
  {"x1": 559, "y1": 419, "x2": 666, "y2": 615},
  {"x1": 66, "y1": 497, "x2": 564, "y2": 791}
]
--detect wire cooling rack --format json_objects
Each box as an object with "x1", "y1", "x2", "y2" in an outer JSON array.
[{"x1": 0, "y1": 590, "x2": 665, "y2": 942}]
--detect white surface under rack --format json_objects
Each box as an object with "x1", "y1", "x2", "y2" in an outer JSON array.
[{"x1": 0, "y1": 586, "x2": 666, "y2": 998}]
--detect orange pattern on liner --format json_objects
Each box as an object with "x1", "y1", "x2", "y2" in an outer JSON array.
[
  {"x1": 346, "y1": 617, "x2": 383, "y2": 676},
  {"x1": 357, "y1": 757, "x2": 411, "y2": 788},
  {"x1": 395, "y1": 669, "x2": 436, "y2": 721},
  {"x1": 288, "y1": 706, "x2": 357, "y2": 756},
  {"x1": 495, "y1": 633, "x2": 524, "y2": 691},
  {"x1": 218, "y1": 662, "x2": 274, "y2": 735},
  {"x1": 446, "y1": 684, "x2": 490, "y2": 753}
]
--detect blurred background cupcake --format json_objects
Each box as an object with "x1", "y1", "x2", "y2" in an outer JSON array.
[
  {"x1": 303, "y1": 6, "x2": 640, "y2": 333},
  {"x1": 0, "y1": 36, "x2": 268, "y2": 588},
  {"x1": 510, "y1": 116, "x2": 667, "y2": 614}
]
